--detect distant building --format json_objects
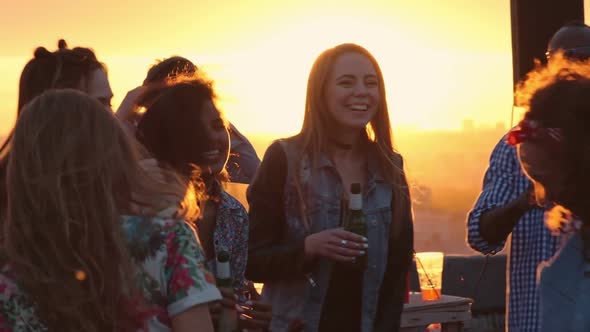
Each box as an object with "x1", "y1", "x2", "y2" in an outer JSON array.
[
  {"x1": 412, "y1": 185, "x2": 433, "y2": 208},
  {"x1": 413, "y1": 208, "x2": 471, "y2": 255}
]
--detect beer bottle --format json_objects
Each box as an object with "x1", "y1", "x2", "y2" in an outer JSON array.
[
  {"x1": 216, "y1": 250, "x2": 238, "y2": 332},
  {"x1": 342, "y1": 183, "x2": 368, "y2": 269}
]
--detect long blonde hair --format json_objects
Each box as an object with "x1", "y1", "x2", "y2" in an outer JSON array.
[
  {"x1": 3, "y1": 89, "x2": 195, "y2": 331},
  {"x1": 294, "y1": 43, "x2": 409, "y2": 233}
]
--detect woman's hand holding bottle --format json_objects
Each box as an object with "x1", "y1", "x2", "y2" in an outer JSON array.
[{"x1": 304, "y1": 228, "x2": 368, "y2": 262}]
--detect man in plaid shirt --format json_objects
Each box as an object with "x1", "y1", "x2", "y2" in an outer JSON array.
[{"x1": 467, "y1": 22, "x2": 590, "y2": 332}]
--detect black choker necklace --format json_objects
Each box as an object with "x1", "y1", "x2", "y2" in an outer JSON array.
[{"x1": 327, "y1": 137, "x2": 353, "y2": 150}]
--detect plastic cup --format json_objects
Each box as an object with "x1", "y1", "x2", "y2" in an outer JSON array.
[{"x1": 415, "y1": 252, "x2": 444, "y2": 301}]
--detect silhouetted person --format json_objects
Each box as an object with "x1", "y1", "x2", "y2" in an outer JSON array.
[
  {"x1": 0, "y1": 39, "x2": 113, "y2": 219},
  {"x1": 467, "y1": 22, "x2": 590, "y2": 332},
  {"x1": 509, "y1": 57, "x2": 590, "y2": 331}
]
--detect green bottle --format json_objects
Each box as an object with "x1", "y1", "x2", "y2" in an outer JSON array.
[
  {"x1": 216, "y1": 250, "x2": 237, "y2": 332},
  {"x1": 343, "y1": 183, "x2": 368, "y2": 270}
]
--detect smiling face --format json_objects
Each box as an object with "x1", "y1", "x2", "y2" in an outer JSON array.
[
  {"x1": 185, "y1": 100, "x2": 230, "y2": 176},
  {"x1": 324, "y1": 52, "x2": 380, "y2": 131},
  {"x1": 136, "y1": 81, "x2": 230, "y2": 179}
]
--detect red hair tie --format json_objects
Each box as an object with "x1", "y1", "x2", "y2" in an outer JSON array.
[{"x1": 506, "y1": 119, "x2": 563, "y2": 148}]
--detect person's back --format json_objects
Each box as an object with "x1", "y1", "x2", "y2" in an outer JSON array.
[
  {"x1": 0, "y1": 214, "x2": 219, "y2": 331},
  {"x1": 538, "y1": 233, "x2": 590, "y2": 332},
  {"x1": 508, "y1": 59, "x2": 590, "y2": 331},
  {"x1": 0, "y1": 90, "x2": 219, "y2": 331}
]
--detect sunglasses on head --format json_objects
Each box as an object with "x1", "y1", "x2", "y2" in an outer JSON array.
[
  {"x1": 506, "y1": 119, "x2": 563, "y2": 152},
  {"x1": 546, "y1": 46, "x2": 590, "y2": 61}
]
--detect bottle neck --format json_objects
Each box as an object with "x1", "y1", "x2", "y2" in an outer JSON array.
[
  {"x1": 216, "y1": 258, "x2": 231, "y2": 280},
  {"x1": 349, "y1": 193, "x2": 362, "y2": 211}
]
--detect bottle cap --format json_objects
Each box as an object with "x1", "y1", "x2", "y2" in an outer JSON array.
[{"x1": 217, "y1": 250, "x2": 230, "y2": 263}]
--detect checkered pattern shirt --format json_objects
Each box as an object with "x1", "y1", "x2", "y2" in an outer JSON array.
[{"x1": 467, "y1": 136, "x2": 560, "y2": 332}]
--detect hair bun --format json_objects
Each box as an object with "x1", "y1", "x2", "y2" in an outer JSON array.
[
  {"x1": 58, "y1": 39, "x2": 68, "y2": 50},
  {"x1": 34, "y1": 47, "x2": 52, "y2": 59}
]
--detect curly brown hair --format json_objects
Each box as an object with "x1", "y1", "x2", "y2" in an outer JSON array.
[
  {"x1": 516, "y1": 52, "x2": 590, "y2": 259},
  {"x1": 133, "y1": 76, "x2": 230, "y2": 200}
]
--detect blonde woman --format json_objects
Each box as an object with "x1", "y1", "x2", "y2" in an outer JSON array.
[
  {"x1": 0, "y1": 90, "x2": 220, "y2": 331},
  {"x1": 246, "y1": 43, "x2": 414, "y2": 332}
]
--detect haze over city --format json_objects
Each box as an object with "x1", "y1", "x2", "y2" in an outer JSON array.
[{"x1": 3, "y1": 0, "x2": 590, "y2": 254}]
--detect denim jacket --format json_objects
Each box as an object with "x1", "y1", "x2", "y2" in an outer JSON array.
[
  {"x1": 539, "y1": 232, "x2": 590, "y2": 332},
  {"x1": 227, "y1": 123, "x2": 260, "y2": 184},
  {"x1": 247, "y1": 137, "x2": 413, "y2": 332}
]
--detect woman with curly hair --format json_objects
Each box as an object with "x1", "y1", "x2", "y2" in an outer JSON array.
[
  {"x1": 134, "y1": 76, "x2": 272, "y2": 331},
  {"x1": 116, "y1": 56, "x2": 261, "y2": 184},
  {"x1": 508, "y1": 53, "x2": 590, "y2": 331}
]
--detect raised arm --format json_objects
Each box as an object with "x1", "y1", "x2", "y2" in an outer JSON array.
[
  {"x1": 227, "y1": 123, "x2": 261, "y2": 184},
  {"x1": 467, "y1": 137, "x2": 536, "y2": 254}
]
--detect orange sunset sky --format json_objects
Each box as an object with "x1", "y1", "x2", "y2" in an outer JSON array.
[{"x1": 1, "y1": 0, "x2": 589, "y2": 137}]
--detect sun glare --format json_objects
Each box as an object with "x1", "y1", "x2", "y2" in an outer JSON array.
[{"x1": 0, "y1": 0, "x2": 516, "y2": 138}]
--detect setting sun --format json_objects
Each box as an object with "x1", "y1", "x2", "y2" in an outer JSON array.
[
  {"x1": 1, "y1": 0, "x2": 518, "y2": 137},
  {"x1": 2, "y1": 1, "x2": 589, "y2": 258}
]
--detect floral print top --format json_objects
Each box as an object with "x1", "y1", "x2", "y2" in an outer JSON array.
[
  {"x1": 205, "y1": 190, "x2": 249, "y2": 292},
  {"x1": 0, "y1": 216, "x2": 222, "y2": 332}
]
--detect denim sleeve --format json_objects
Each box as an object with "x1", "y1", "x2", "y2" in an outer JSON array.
[{"x1": 226, "y1": 123, "x2": 261, "y2": 184}]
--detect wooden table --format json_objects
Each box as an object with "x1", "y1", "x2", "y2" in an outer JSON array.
[{"x1": 400, "y1": 293, "x2": 472, "y2": 332}]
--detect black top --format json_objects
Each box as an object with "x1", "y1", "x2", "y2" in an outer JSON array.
[
  {"x1": 318, "y1": 263, "x2": 364, "y2": 331},
  {"x1": 246, "y1": 140, "x2": 414, "y2": 332}
]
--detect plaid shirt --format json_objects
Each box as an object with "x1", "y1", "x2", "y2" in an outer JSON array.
[{"x1": 467, "y1": 136, "x2": 560, "y2": 332}]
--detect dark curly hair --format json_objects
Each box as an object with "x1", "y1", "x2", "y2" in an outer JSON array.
[
  {"x1": 143, "y1": 56, "x2": 196, "y2": 85},
  {"x1": 516, "y1": 52, "x2": 590, "y2": 259}
]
